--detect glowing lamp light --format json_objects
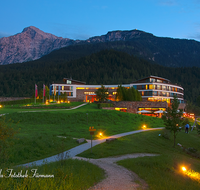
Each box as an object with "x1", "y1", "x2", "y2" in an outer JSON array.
[
  {"x1": 57, "y1": 101, "x2": 60, "y2": 104},
  {"x1": 182, "y1": 167, "x2": 187, "y2": 172},
  {"x1": 142, "y1": 125, "x2": 146, "y2": 129},
  {"x1": 99, "y1": 132, "x2": 103, "y2": 136},
  {"x1": 0, "y1": 105, "x2": 2, "y2": 108}
]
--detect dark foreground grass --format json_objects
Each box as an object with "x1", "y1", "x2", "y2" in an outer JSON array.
[
  {"x1": 79, "y1": 129, "x2": 200, "y2": 189},
  {"x1": 118, "y1": 155, "x2": 200, "y2": 190},
  {"x1": 0, "y1": 103, "x2": 165, "y2": 166},
  {"x1": 0, "y1": 159, "x2": 105, "y2": 190}
]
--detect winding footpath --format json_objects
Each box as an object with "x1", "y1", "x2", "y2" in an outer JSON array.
[
  {"x1": 74, "y1": 153, "x2": 158, "y2": 190},
  {"x1": 20, "y1": 127, "x2": 163, "y2": 167}
]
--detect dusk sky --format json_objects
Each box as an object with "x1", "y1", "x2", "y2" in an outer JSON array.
[{"x1": 1, "y1": 0, "x2": 200, "y2": 41}]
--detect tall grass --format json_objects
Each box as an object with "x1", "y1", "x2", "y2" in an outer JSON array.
[{"x1": 0, "y1": 159, "x2": 105, "y2": 190}]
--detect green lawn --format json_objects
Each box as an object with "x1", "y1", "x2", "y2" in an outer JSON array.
[
  {"x1": 1, "y1": 102, "x2": 199, "y2": 189},
  {"x1": 0, "y1": 103, "x2": 165, "y2": 166},
  {"x1": 78, "y1": 129, "x2": 200, "y2": 189}
]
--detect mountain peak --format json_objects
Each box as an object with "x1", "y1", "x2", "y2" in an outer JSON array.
[
  {"x1": 22, "y1": 26, "x2": 58, "y2": 40},
  {"x1": 22, "y1": 26, "x2": 41, "y2": 33},
  {"x1": 0, "y1": 26, "x2": 74, "y2": 65}
]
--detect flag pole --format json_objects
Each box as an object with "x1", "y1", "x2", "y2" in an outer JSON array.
[
  {"x1": 35, "y1": 84, "x2": 36, "y2": 104},
  {"x1": 35, "y1": 84, "x2": 37, "y2": 104},
  {"x1": 54, "y1": 84, "x2": 55, "y2": 102},
  {"x1": 43, "y1": 84, "x2": 45, "y2": 104},
  {"x1": 49, "y1": 84, "x2": 50, "y2": 103}
]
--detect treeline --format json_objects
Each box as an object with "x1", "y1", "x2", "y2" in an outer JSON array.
[{"x1": 0, "y1": 49, "x2": 200, "y2": 105}]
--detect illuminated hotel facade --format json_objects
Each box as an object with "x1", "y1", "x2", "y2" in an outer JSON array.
[
  {"x1": 52, "y1": 76, "x2": 184, "y2": 105},
  {"x1": 130, "y1": 76, "x2": 184, "y2": 104}
]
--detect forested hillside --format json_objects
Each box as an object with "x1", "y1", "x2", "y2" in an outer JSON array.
[{"x1": 0, "y1": 49, "x2": 200, "y2": 105}]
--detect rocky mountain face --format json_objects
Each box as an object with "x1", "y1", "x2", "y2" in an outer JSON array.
[
  {"x1": 86, "y1": 29, "x2": 152, "y2": 43},
  {"x1": 1, "y1": 26, "x2": 200, "y2": 67},
  {"x1": 0, "y1": 26, "x2": 76, "y2": 65}
]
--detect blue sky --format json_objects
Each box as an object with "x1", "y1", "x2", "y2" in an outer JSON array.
[{"x1": 1, "y1": 0, "x2": 200, "y2": 41}]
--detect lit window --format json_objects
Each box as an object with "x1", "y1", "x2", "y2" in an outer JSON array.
[{"x1": 67, "y1": 80, "x2": 71, "y2": 84}]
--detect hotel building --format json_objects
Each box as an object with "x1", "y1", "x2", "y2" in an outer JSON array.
[{"x1": 52, "y1": 76, "x2": 184, "y2": 105}]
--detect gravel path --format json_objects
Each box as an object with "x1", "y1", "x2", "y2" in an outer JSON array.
[{"x1": 73, "y1": 153, "x2": 159, "y2": 190}]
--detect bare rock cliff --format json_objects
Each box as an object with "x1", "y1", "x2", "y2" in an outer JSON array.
[
  {"x1": 0, "y1": 26, "x2": 75, "y2": 65},
  {"x1": 86, "y1": 29, "x2": 152, "y2": 43}
]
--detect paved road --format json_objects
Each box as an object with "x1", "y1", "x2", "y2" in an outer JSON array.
[{"x1": 20, "y1": 127, "x2": 163, "y2": 167}]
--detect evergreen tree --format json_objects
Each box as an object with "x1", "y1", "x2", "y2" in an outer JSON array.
[
  {"x1": 95, "y1": 85, "x2": 109, "y2": 102},
  {"x1": 162, "y1": 95, "x2": 184, "y2": 147}
]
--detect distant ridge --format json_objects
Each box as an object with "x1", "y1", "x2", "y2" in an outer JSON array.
[{"x1": 1, "y1": 26, "x2": 200, "y2": 67}]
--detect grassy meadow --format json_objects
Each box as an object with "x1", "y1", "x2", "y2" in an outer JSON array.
[
  {"x1": 0, "y1": 101, "x2": 200, "y2": 189},
  {"x1": 79, "y1": 129, "x2": 200, "y2": 189},
  {"x1": 0, "y1": 103, "x2": 165, "y2": 166}
]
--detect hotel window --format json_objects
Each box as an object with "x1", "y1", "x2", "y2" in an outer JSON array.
[
  {"x1": 162, "y1": 86, "x2": 166, "y2": 90},
  {"x1": 149, "y1": 85, "x2": 155, "y2": 89},
  {"x1": 142, "y1": 85, "x2": 145, "y2": 89},
  {"x1": 142, "y1": 91, "x2": 144, "y2": 96},
  {"x1": 67, "y1": 80, "x2": 71, "y2": 84},
  {"x1": 157, "y1": 85, "x2": 161, "y2": 90},
  {"x1": 62, "y1": 86, "x2": 64, "y2": 90},
  {"x1": 133, "y1": 85, "x2": 137, "y2": 89},
  {"x1": 146, "y1": 85, "x2": 148, "y2": 89},
  {"x1": 150, "y1": 78, "x2": 155, "y2": 82},
  {"x1": 153, "y1": 91, "x2": 157, "y2": 96},
  {"x1": 84, "y1": 92, "x2": 95, "y2": 95}
]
